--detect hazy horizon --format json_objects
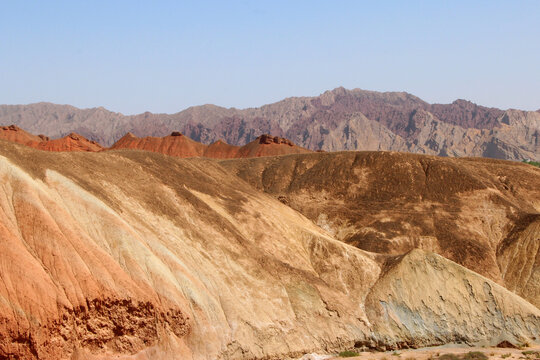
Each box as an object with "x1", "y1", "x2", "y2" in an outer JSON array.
[{"x1": 2, "y1": 1, "x2": 539, "y2": 114}]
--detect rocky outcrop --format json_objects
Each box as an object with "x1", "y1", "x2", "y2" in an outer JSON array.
[
  {"x1": 1, "y1": 88, "x2": 538, "y2": 160},
  {"x1": 35, "y1": 132, "x2": 104, "y2": 152},
  {"x1": 258, "y1": 134, "x2": 294, "y2": 145},
  {"x1": 234, "y1": 134, "x2": 311, "y2": 158},
  {"x1": 0, "y1": 124, "x2": 46, "y2": 144},
  {"x1": 0, "y1": 141, "x2": 538, "y2": 359}
]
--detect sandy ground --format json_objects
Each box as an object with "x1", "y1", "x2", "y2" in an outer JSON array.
[{"x1": 303, "y1": 345, "x2": 540, "y2": 360}]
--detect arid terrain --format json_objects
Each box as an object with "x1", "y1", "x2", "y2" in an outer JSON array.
[
  {"x1": 3, "y1": 0, "x2": 539, "y2": 358},
  {"x1": 0, "y1": 136, "x2": 538, "y2": 359},
  {"x1": 1, "y1": 87, "x2": 538, "y2": 161}
]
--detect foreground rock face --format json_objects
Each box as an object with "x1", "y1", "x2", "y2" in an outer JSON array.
[
  {"x1": 221, "y1": 152, "x2": 540, "y2": 308},
  {"x1": 1, "y1": 88, "x2": 538, "y2": 160},
  {"x1": 0, "y1": 142, "x2": 538, "y2": 359}
]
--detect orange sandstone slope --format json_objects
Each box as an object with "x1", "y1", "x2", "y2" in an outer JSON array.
[
  {"x1": 0, "y1": 124, "x2": 49, "y2": 144},
  {"x1": 1, "y1": 125, "x2": 308, "y2": 158},
  {"x1": 110, "y1": 131, "x2": 207, "y2": 157},
  {"x1": 36, "y1": 133, "x2": 104, "y2": 152},
  {"x1": 0, "y1": 125, "x2": 103, "y2": 152},
  {"x1": 204, "y1": 139, "x2": 240, "y2": 158},
  {"x1": 110, "y1": 132, "x2": 311, "y2": 158}
]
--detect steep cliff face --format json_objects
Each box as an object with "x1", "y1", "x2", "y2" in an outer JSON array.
[
  {"x1": 1, "y1": 88, "x2": 538, "y2": 160},
  {"x1": 0, "y1": 141, "x2": 538, "y2": 359}
]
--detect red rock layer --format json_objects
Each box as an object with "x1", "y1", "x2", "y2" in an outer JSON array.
[
  {"x1": 0, "y1": 125, "x2": 103, "y2": 152},
  {"x1": 2, "y1": 125, "x2": 310, "y2": 158},
  {"x1": 110, "y1": 132, "x2": 207, "y2": 157},
  {"x1": 204, "y1": 139, "x2": 241, "y2": 159},
  {"x1": 110, "y1": 132, "x2": 311, "y2": 158},
  {"x1": 0, "y1": 125, "x2": 47, "y2": 144},
  {"x1": 36, "y1": 133, "x2": 104, "y2": 152}
]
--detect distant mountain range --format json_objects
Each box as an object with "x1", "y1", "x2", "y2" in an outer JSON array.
[{"x1": 1, "y1": 87, "x2": 538, "y2": 160}]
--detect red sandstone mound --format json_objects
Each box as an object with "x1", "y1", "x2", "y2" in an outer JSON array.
[
  {"x1": 1, "y1": 125, "x2": 309, "y2": 158},
  {"x1": 0, "y1": 124, "x2": 48, "y2": 145},
  {"x1": 36, "y1": 132, "x2": 104, "y2": 152},
  {"x1": 204, "y1": 139, "x2": 240, "y2": 158},
  {"x1": 0, "y1": 125, "x2": 103, "y2": 152},
  {"x1": 110, "y1": 131, "x2": 207, "y2": 157},
  {"x1": 110, "y1": 132, "x2": 311, "y2": 158}
]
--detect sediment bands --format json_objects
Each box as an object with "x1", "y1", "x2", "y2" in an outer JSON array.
[{"x1": 0, "y1": 141, "x2": 538, "y2": 359}]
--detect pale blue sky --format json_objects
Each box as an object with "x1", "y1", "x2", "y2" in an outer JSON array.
[{"x1": 1, "y1": 1, "x2": 539, "y2": 114}]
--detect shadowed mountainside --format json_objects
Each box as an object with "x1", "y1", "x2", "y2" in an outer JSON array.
[
  {"x1": 0, "y1": 141, "x2": 538, "y2": 359},
  {"x1": 221, "y1": 151, "x2": 540, "y2": 308},
  {"x1": 1, "y1": 87, "x2": 538, "y2": 160}
]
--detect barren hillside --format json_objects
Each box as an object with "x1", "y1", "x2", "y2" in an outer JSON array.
[
  {"x1": 0, "y1": 141, "x2": 538, "y2": 359},
  {"x1": 222, "y1": 151, "x2": 540, "y2": 307}
]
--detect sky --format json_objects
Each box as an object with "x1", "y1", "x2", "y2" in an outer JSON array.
[{"x1": 1, "y1": 1, "x2": 539, "y2": 114}]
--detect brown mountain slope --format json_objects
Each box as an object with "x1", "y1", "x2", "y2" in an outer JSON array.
[
  {"x1": 221, "y1": 151, "x2": 540, "y2": 307},
  {"x1": 0, "y1": 141, "x2": 538, "y2": 359},
  {"x1": 1, "y1": 87, "x2": 537, "y2": 160},
  {"x1": 110, "y1": 132, "x2": 311, "y2": 158}
]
